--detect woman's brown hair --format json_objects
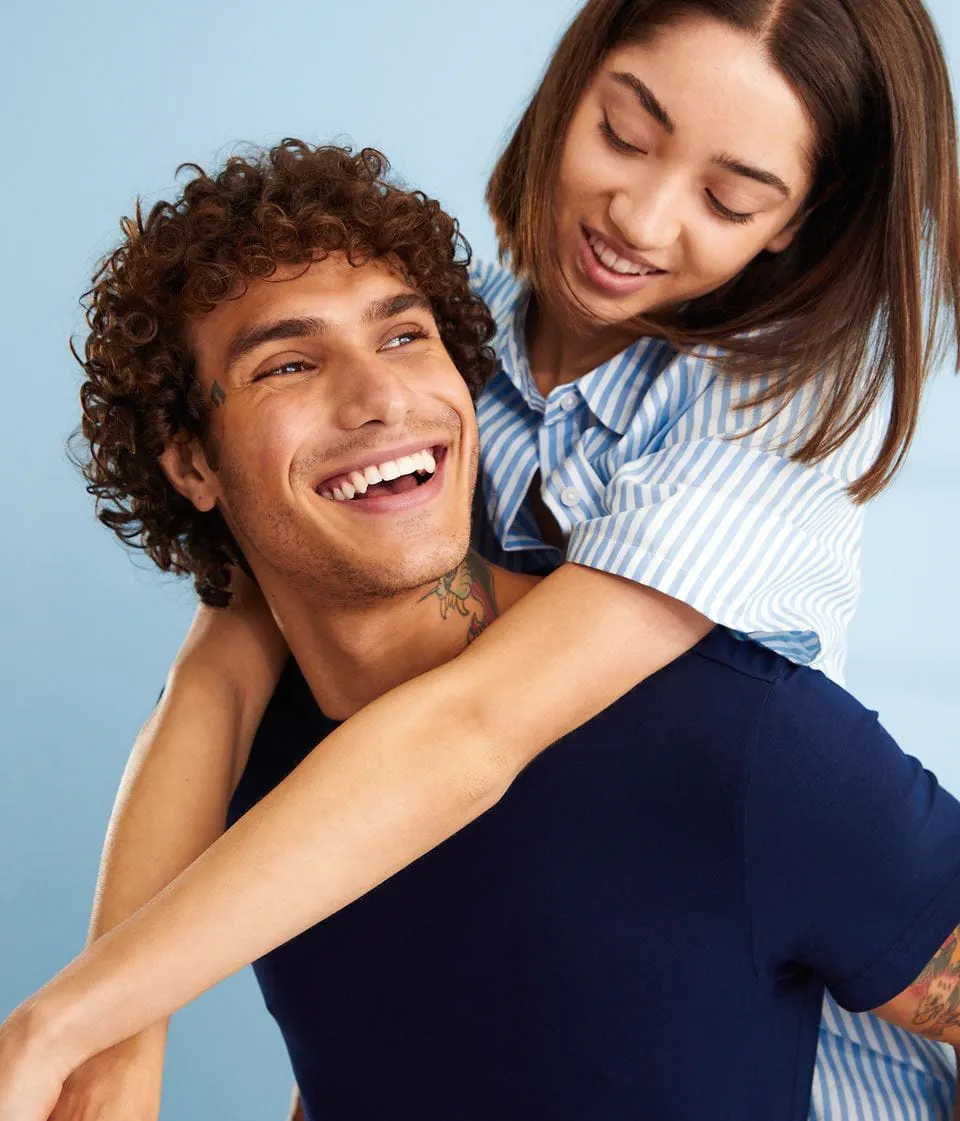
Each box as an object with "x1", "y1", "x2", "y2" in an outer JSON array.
[{"x1": 487, "y1": 0, "x2": 960, "y2": 500}]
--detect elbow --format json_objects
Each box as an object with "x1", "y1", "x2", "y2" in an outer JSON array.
[{"x1": 450, "y1": 681, "x2": 529, "y2": 810}]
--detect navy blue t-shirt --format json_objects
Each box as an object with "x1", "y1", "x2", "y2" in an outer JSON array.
[{"x1": 227, "y1": 628, "x2": 960, "y2": 1120}]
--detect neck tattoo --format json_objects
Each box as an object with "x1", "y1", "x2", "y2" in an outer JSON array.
[{"x1": 419, "y1": 552, "x2": 501, "y2": 646}]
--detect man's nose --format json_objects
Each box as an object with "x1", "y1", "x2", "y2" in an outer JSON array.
[
  {"x1": 330, "y1": 354, "x2": 415, "y2": 431},
  {"x1": 608, "y1": 173, "x2": 683, "y2": 252}
]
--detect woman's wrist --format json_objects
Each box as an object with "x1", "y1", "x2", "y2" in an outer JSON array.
[
  {"x1": 15, "y1": 967, "x2": 119, "y2": 1076},
  {"x1": 3, "y1": 994, "x2": 77, "y2": 1083}
]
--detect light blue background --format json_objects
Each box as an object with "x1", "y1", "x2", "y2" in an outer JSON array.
[{"x1": 1, "y1": 1, "x2": 958, "y2": 1116}]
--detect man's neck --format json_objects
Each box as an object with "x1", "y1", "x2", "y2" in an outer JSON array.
[{"x1": 260, "y1": 552, "x2": 538, "y2": 720}]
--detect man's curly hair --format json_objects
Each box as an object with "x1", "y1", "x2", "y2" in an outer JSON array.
[{"x1": 74, "y1": 139, "x2": 497, "y2": 607}]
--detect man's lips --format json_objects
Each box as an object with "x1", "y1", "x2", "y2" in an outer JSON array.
[
  {"x1": 315, "y1": 446, "x2": 448, "y2": 515},
  {"x1": 314, "y1": 440, "x2": 448, "y2": 494}
]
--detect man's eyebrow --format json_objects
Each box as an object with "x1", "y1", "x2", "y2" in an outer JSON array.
[
  {"x1": 223, "y1": 293, "x2": 434, "y2": 373},
  {"x1": 610, "y1": 72, "x2": 675, "y2": 134},
  {"x1": 361, "y1": 291, "x2": 434, "y2": 325},
  {"x1": 226, "y1": 315, "x2": 327, "y2": 370},
  {"x1": 712, "y1": 152, "x2": 792, "y2": 199}
]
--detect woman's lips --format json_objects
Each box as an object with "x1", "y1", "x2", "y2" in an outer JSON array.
[{"x1": 577, "y1": 226, "x2": 665, "y2": 297}]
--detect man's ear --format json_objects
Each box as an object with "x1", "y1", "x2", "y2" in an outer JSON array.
[{"x1": 158, "y1": 436, "x2": 219, "y2": 512}]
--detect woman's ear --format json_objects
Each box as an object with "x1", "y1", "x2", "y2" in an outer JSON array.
[
  {"x1": 767, "y1": 179, "x2": 839, "y2": 253},
  {"x1": 158, "y1": 436, "x2": 219, "y2": 512},
  {"x1": 765, "y1": 208, "x2": 807, "y2": 254}
]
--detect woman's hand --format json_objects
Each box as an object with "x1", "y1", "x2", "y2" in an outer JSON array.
[
  {"x1": 46, "y1": 1032, "x2": 165, "y2": 1121},
  {"x1": 0, "y1": 1003, "x2": 73, "y2": 1121}
]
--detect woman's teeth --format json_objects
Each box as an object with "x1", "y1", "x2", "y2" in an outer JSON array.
[
  {"x1": 321, "y1": 448, "x2": 438, "y2": 502},
  {"x1": 588, "y1": 233, "x2": 660, "y2": 276}
]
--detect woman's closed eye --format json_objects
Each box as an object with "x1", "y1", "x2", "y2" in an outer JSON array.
[
  {"x1": 706, "y1": 192, "x2": 756, "y2": 225},
  {"x1": 599, "y1": 108, "x2": 758, "y2": 226},
  {"x1": 599, "y1": 113, "x2": 646, "y2": 155}
]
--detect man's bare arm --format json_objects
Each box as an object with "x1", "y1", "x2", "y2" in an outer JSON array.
[
  {"x1": 288, "y1": 1085, "x2": 305, "y2": 1121},
  {"x1": 874, "y1": 923, "x2": 960, "y2": 1046}
]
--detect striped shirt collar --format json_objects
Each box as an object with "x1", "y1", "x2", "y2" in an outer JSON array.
[{"x1": 493, "y1": 283, "x2": 677, "y2": 434}]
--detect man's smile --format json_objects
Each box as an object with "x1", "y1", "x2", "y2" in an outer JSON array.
[{"x1": 314, "y1": 444, "x2": 449, "y2": 514}]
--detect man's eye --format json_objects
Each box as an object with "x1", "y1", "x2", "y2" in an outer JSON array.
[
  {"x1": 254, "y1": 360, "x2": 311, "y2": 382},
  {"x1": 381, "y1": 328, "x2": 428, "y2": 351}
]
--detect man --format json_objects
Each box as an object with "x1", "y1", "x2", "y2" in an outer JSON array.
[{"x1": 8, "y1": 139, "x2": 960, "y2": 1121}]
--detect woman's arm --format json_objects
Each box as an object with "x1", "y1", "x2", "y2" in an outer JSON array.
[
  {"x1": 289, "y1": 1085, "x2": 305, "y2": 1121},
  {"x1": 45, "y1": 580, "x2": 287, "y2": 1120},
  {"x1": 0, "y1": 563, "x2": 708, "y2": 1111}
]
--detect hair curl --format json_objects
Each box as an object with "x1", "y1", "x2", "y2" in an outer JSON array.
[{"x1": 73, "y1": 140, "x2": 497, "y2": 606}]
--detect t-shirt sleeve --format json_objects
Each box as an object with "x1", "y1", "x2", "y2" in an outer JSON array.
[
  {"x1": 744, "y1": 665, "x2": 960, "y2": 1013},
  {"x1": 564, "y1": 358, "x2": 887, "y2": 678}
]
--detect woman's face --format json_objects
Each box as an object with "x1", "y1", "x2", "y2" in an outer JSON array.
[{"x1": 553, "y1": 14, "x2": 817, "y2": 327}]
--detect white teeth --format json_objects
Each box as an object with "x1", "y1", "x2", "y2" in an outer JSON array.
[
  {"x1": 322, "y1": 447, "x2": 440, "y2": 502},
  {"x1": 588, "y1": 234, "x2": 658, "y2": 277}
]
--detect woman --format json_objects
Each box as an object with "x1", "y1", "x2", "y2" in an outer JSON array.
[{"x1": 3, "y1": 0, "x2": 958, "y2": 1118}]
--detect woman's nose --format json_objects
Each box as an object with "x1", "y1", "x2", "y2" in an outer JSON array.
[{"x1": 608, "y1": 177, "x2": 683, "y2": 253}]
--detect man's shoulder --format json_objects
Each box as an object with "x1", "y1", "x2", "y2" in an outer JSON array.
[
  {"x1": 687, "y1": 628, "x2": 871, "y2": 740},
  {"x1": 689, "y1": 627, "x2": 793, "y2": 686}
]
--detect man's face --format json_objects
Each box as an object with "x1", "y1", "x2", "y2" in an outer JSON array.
[{"x1": 183, "y1": 253, "x2": 478, "y2": 602}]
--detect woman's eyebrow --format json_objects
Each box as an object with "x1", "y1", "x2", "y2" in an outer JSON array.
[
  {"x1": 609, "y1": 70, "x2": 792, "y2": 199},
  {"x1": 610, "y1": 71, "x2": 675, "y2": 133},
  {"x1": 713, "y1": 152, "x2": 791, "y2": 198}
]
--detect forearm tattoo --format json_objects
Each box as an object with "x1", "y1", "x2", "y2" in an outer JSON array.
[
  {"x1": 419, "y1": 551, "x2": 501, "y2": 645},
  {"x1": 909, "y1": 926, "x2": 960, "y2": 1037}
]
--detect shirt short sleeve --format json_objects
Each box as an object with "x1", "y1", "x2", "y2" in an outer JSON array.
[
  {"x1": 744, "y1": 663, "x2": 960, "y2": 1013},
  {"x1": 565, "y1": 359, "x2": 887, "y2": 681}
]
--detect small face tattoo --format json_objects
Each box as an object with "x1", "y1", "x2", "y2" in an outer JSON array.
[{"x1": 210, "y1": 381, "x2": 227, "y2": 408}]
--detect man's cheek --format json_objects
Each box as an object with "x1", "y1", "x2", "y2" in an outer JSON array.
[{"x1": 239, "y1": 407, "x2": 312, "y2": 482}]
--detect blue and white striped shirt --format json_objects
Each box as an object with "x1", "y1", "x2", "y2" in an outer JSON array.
[{"x1": 469, "y1": 257, "x2": 955, "y2": 1120}]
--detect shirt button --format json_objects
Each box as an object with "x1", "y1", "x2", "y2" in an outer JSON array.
[
  {"x1": 560, "y1": 393, "x2": 578, "y2": 413},
  {"x1": 560, "y1": 487, "x2": 581, "y2": 508}
]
